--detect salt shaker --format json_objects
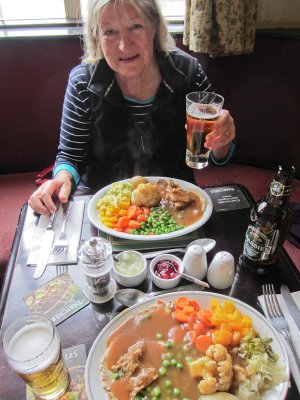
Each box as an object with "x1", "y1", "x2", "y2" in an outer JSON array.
[
  {"x1": 207, "y1": 251, "x2": 235, "y2": 289},
  {"x1": 78, "y1": 237, "x2": 116, "y2": 303},
  {"x1": 183, "y1": 244, "x2": 207, "y2": 280}
]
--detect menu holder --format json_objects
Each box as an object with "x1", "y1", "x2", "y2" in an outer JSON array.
[
  {"x1": 26, "y1": 344, "x2": 87, "y2": 400},
  {"x1": 204, "y1": 185, "x2": 251, "y2": 212},
  {"x1": 23, "y1": 274, "x2": 90, "y2": 326},
  {"x1": 97, "y1": 227, "x2": 205, "y2": 252}
]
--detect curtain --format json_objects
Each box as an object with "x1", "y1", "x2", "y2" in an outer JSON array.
[{"x1": 184, "y1": 0, "x2": 258, "y2": 57}]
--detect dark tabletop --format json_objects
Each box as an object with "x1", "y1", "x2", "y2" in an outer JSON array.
[{"x1": 0, "y1": 185, "x2": 299, "y2": 400}]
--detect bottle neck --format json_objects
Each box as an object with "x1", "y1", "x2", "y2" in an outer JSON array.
[{"x1": 266, "y1": 177, "x2": 292, "y2": 207}]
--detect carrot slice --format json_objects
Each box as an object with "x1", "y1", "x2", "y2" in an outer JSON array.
[
  {"x1": 174, "y1": 309, "x2": 190, "y2": 323},
  {"x1": 182, "y1": 305, "x2": 196, "y2": 316},
  {"x1": 126, "y1": 205, "x2": 139, "y2": 219},
  {"x1": 128, "y1": 220, "x2": 141, "y2": 229},
  {"x1": 186, "y1": 314, "x2": 196, "y2": 331},
  {"x1": 175, "y1": 296, "x2": 190, "y2": 310},
  {"x1": 137, "y1": 214, "x2": 147, "y2": 222},
  {"x1": 188, "y1": 300, "x2": 200, "y2": 312},
  {"x1": 195, "y1": 335, "x2": 213, "y2": 354},
  {"x1": 194, "y1": 322, "x2": 207, "y2": 336},
  {"x1": 187, "y1": 330, "x2": 197, "y2": 344},
  {"x1": 115, "y1": 216, "x2": 130, "y2": 229}
]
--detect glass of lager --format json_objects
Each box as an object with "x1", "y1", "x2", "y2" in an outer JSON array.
[
  {"x1": 186, "y1": 91, "x2": 224, "y2": 169},
  {"x1": 2, "y1": 313, "x2": 69, "y2": 400}
]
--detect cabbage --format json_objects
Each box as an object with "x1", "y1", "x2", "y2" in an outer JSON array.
[
  {"x1": 234, "y1": 335, "x2": 287, "y2": 400},
  {"x1": 97, "y1": 182, "x2": 132, "y2": 208}
]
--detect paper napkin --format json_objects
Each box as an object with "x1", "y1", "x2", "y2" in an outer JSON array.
[
  {"x1": 258, "y1": 290, "x2": 300, "y2": 394},
  {"x1": 27, "y1": 200, "x2": 85, "y2": 266}
]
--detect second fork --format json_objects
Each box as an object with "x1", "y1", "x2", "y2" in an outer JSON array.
[{"x1": 262, "y1": 284, "x2": 300, "y2": 371}]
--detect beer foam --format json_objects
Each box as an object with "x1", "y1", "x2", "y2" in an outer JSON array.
[
  {"x1": 188, "y1": 103, "x2": 219, "y2": 119},
  {"x1": 6, "y1": 323, "x2": 60, "y2": 374}
]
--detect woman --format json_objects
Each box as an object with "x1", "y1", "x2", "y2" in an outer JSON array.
[{"x1": 29, "y1": 0, "x2": 235, "y2": 215}]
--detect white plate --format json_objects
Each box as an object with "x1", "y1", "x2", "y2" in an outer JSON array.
[
  {"x1": 85, "y1": 291, "x2": 289, "y2": 400},
  {"x1": 87, "y1": 177, "x2": 213, "y2": 241}
]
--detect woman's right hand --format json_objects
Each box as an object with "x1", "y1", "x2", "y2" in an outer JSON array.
[{"x1": 28, "y1": 171, "x2": 73, "y2": 215}]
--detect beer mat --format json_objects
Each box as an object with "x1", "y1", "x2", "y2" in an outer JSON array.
[
  {"x1": 97, "y1": 227, "x2": 205, "y2": 252},
  {"x1": 204, "y1": 185, "x2": 250, "y2": 212},
  {"x1": 26, "y1": 344, "x2": 87, "y2": 400},
  {"x1": 23, "y1": 274, "x2": 90, "y2": 326},
  {"x1": 27, "y1": 200, "x2": 85, "y2": 266}
]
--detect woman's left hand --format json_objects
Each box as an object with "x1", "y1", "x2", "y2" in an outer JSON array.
[{"x1": 204, "y1": 109, "x2": 235, "y2": 159}]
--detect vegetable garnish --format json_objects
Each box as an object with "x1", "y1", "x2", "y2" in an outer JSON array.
[
  {"x1": 172, "y1": 296, "x2": 287, "y2": 400},
  {"x1": 174, "y1": 297, "x2": 254, "y2": 351}
]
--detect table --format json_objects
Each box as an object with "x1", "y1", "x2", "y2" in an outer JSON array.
[{"x1": 0, "y1": 185, "x2": 299, "y2": 399}]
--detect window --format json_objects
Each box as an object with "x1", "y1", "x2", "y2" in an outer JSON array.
[{"x1": 0, "y1": 0, "x2": 185, "y2": 26}]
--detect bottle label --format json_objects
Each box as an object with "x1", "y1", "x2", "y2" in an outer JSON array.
[
  {"x1": 243, "y1": 225, "x2": 279, "y2": 261},
  {"x1": 270, "y1": 180, "x2": 292, "y2": 197}
]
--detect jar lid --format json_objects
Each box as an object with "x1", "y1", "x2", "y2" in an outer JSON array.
[{"x1": 78, "y1": 237, "x2": 112, "y2": 267}]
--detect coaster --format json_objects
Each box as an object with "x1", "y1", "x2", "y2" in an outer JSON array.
[
  {"x1": 23, "y1": 274, "x2": 90, "y2": 326},
  {"x1": 26, "y1": 344, "x2": 87, "y2": 400},
  {"x1": 204, "y1": 185, "x2": 250, "y2": 212}
]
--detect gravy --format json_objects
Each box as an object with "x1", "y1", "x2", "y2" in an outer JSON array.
[
  {"x1": 166, "y1": 191, "x2": 204, "y2": 227},
  {"x1": 102, "y1": 303, "x2": 201, "y2": 400}
]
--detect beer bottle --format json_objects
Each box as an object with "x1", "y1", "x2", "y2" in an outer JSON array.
[{"x1": 239, "y1": 165, "x2": 295, "y2": 271}]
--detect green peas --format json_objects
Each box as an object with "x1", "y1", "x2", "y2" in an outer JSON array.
[
  {"x1": 165, "y1": 379, "x2": 172, "y2": 388},
  {"x1": 176, "y1": 362, "x2": 183, "y2": 369},
  {"x1": 159, "y1": 366, "x2": 167, "y2": 376},
  {"x1": 170, "y1": 359, "x2": 177, "y2": 366},
  {"x1": 133, "y1": 207, "x2": 183, "y2": 236},
  {"x1": 165, "y1": 341, "x2": 174, "y2": 349},
  {"x1": 162, "y1": 352, "x2": 172, "y2": 359},
  {"x1": 151, "y1": 387, "x2": 161, "y2": 397},
  {"x1": 173, "y1": 387, "x2": 181, "y2": 397},
  {"x1": 113, "y1": 372, "x2": 119, "y2": 380},
  {"x1": 162, "y1": 359, "x2": 171, "y2": 367}
]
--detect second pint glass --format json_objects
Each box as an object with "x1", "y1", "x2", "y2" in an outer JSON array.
[
  {"x1": 2, "y1": 314, "x2": 69, "y2": 400},
  {"x1": 186, "y1": 91, "x2": 224, "y2": 169}
]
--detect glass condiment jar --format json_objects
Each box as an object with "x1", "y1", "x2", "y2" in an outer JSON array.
[{"x1": 78, "y1": 237, "x2": 116, "y2": 303}]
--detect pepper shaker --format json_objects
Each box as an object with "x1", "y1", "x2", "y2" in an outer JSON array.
[
  {"x1": 207, "y1": 251, "x2": 235, "y2": 289},
  {"x1": 78, "y1": 237, "x2": 116, "y2": 303}
]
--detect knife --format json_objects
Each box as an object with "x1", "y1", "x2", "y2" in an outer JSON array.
[
  {"x1": 280, "y1": 284, "x2": 300, "y2": 332},
  {"x1": 33, "y1": 206, "x2": 59, "y2": 279}
]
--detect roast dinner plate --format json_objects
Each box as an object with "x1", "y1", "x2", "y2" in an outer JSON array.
[
  {"x1": 87, "y1": 177, "x2": 213, "y2": 241},
  {"x1": 85, "y1": 291, "x2": 289, "y2": 400}
]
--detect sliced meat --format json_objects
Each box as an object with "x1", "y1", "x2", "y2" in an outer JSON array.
[
  {"x1": 129, "y1": 368, "x2": 158, "y2": 399},
  {"x1": 110, "y1": 341, "x2": 145, "y2": 378},
  {"x1": 164, "y1": 180, "x2": 196, "y2": 210}
]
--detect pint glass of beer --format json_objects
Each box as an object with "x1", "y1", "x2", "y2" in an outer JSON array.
[
  {"x1": 2, "y1": 314, "x2": 69, "y2": 400},
  {"x1": 186, "y1": 91, "x2": 224, "y2": 169}
]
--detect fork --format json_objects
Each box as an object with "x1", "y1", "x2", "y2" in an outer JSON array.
[
  {"x1": 51, "y1": 201, "x2": 73, "y2": 255},
  {"x1": 262, "y1": 284, "x2": 300, "y2": 370}
]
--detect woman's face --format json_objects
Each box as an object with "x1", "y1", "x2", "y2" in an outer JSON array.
[{"x1": 98, "y1": 2, "x2": 157, "y2": 79}]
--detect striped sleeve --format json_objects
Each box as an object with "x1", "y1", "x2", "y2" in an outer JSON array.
[{"x1": 54, "y1": 65, "x2": 92, "y2": 180}]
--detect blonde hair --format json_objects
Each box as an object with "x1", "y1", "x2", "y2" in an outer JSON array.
[{"x1": 82, "y1": 0, "x2": 175, "y2": 64}]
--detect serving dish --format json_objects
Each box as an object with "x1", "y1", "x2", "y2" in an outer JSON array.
[
  {"x1": 149, "y1": 254, "x2": 184, "y2": 289},
  {"x1": 85, "y1": 291, "x2": 289, "y2": 400},
  {"x1": 87, "y1": 177, "x2": 213, "y2": 241}
]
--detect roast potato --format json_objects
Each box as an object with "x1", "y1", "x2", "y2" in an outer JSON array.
[{"x1": 131, "y1": 183, "x2": 161, "y2": 207}]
